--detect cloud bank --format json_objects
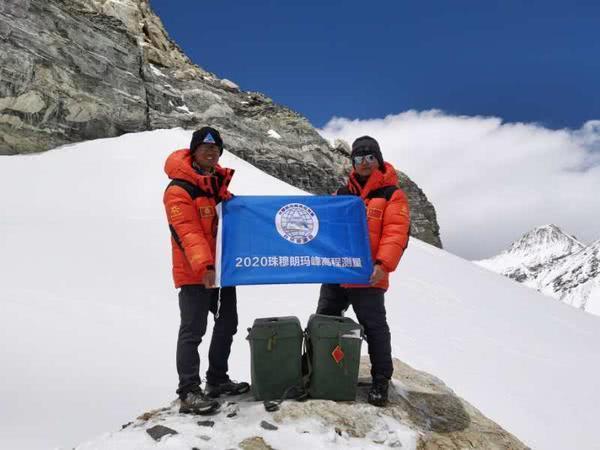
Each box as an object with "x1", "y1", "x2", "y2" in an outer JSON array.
[{"x1": 319, "y1": 111, "x2": 600, "y2": 259}]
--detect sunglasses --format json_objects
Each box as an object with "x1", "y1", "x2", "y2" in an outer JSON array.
[{"x1": 353, "y1": 154, "x2": 377, "y2": 165}]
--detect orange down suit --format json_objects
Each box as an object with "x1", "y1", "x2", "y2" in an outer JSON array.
[
  {"x1": 338, "y1": 162, "x2": 410, "y2": 290},
  {"x1": 163, "y1": 149, "x2": 234, "y2": 288}
]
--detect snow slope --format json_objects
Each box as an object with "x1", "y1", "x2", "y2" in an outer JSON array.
[{"x1": 1, "y1": 129, "x2": 600, "y2": 450}]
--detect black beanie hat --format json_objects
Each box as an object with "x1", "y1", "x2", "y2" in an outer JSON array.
[
  {"x1": 351, "y1": 136, "x2": 384, "y2": 170},
  {"x1": 190, "y1": 127, "x2": 224, "y2": 155}
]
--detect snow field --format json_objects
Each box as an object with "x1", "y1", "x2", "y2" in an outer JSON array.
[{"x1": 1, "y1": 129, "x2": 599, "y2": 449}]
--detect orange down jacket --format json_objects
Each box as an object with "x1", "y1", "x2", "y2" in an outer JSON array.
[
  {"x1": 163, "y1": 149, "x2": 234, "y2": 288},
  {"x1": 338, "y1": 162, "x2": 410, "y2": 290}
]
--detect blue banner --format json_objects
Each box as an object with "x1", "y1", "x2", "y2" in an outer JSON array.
[{"x1": 216, "y1": 196, "x2": 373, "y2": 286}]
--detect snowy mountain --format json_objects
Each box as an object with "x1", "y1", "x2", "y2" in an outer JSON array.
[
  {"x1": 1, "y1": 130, "x2": 600, "y2": 450},
  {"x1": 542, "y1": 239, "x2": 600, "y2": 311},
  {"x1": 476, "y1": 225, "x2": 600, "y2": 315}
]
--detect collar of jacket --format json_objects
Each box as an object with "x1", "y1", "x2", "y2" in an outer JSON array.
[
  {"x1": 164, "y1": 149, "x2": 235, "y2": 199},
  {"x1": 346, "y1": 161, "x2": 399, "y2": 198}
]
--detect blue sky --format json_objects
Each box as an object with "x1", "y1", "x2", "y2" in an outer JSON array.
[{"x1": 150, "y1": 0, "x2": 599, "y2": 129}]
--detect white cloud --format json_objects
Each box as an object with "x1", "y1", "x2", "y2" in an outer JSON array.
[{"x1": 319, "y1": 111, "x2": 600, "y2": 259}]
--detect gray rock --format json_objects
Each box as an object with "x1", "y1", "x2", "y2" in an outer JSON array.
[
  {"x1": 260, "y1": 420, "x2": 278, "y2": 431},
  {"x1": 145, "y1": 424, "x2": 177, "y2": 441},
  {"x1": 239, "y1": 436, "x2": 274, "y2": 450},
  {"x1": 0, "y1": 0, "x2": 147, "y2": 153},
  {"x1": 197, "y1": 420, "x2": 215, "y2": 427},
  {"x1": 0, "y1": 0, "x2": 442, "y2": 247}
]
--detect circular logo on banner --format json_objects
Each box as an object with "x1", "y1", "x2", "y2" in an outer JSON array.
[{"x1": 275, "y1": 203, "x2": 319, "y2": 244}]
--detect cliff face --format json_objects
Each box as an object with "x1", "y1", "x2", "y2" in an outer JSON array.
[{"x1": 0, "y1": 0, "x2": 442, "y2": 247}]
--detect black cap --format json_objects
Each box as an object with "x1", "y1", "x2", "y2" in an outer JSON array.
[
  {"x1": 351, "y1": 136, "x2": 384, "y2": 170},
  {"x1": 190, "y1": 127, "x2": 224, "y2": 155}
]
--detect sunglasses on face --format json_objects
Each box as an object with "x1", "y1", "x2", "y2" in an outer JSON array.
[{"x1": 353, "y1": 154, "x2": 377, "y2": 165}]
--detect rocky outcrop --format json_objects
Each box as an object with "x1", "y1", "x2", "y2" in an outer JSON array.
[
  {"x1": 0, "y1": 0, "x2": 147, "y2": 152},
  {"x1": 396, "y1": 171, "x2": 442, "y2": 249},
  {"x1": 80, "y1": 357, "x2": 527, "y2": 449},
  {"x1": 276, "y1": 357, "x2": 529, "y2": 449},
  {"x1": 0, "y1": 0, "x2": 442, "y2": 247}
]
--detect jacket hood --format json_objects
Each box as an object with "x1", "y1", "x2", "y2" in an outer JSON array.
[{"x1": 164, "y1": 149, "x2": 232, "y2": 184}]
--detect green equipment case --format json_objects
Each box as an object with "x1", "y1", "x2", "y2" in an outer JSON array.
[
  {"x1": 306, "y1": 314, "x2": 364, "y2": 401},
  {"x1": 247, "y1": 316, "x2": 304, "y2": 401}
]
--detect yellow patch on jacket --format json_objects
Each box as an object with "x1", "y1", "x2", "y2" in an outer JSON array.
[{"x1": 170, "y1": 205, "x2": 183, "y2": 219}]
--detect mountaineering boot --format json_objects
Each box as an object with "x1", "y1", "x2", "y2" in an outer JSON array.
[
  {"x1": 179, "y1": 389, "x2": 220, "y2": 415},
  {"x1": 205, "y1": 379, "x2": 250, "y2": 398},
  {"x1": 368, "y1": 378, "x2": 389, "y2": 407}
]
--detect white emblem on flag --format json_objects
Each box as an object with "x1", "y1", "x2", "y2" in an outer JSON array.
[{"x1": 275, "y1": 203, "x2": 319, "y2": 245}]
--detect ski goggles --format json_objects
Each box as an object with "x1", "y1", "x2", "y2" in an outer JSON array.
[{"x1": 352, "y1": 154, "x2": 378, "y2": 165}]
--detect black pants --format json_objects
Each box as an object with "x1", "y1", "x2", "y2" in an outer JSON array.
[
  {"x1": 176, "y1": 285, "x2": 238, "y2": 398},
  {"x1": 317, "y1": 284, "x2": 393, "y2": 380}
]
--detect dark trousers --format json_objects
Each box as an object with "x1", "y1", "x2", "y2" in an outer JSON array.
[
  {"x1": 176, "y1": 285, "x2": 238, "y2": 398},
  {"x1": 317, "y1": 284, "x2": 393, "y2": 380}
]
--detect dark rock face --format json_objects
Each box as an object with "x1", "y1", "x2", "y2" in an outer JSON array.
[
  {"x1": 397, "y1": 170, "x2": 442, "y2": 248},
  {"x1": 0, "y1": 0, "x2": 148, "y2": 153},
  {"x1": 0, "y1": 0, "x2": 442, "y2": 247}
]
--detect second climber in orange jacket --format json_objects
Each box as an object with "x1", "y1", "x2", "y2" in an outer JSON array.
[
  {"x1": 316, "y1": 135, "x2": 410, "y2": 407},
  {"x1": 163, "y1": 127, "x2": 249, "y2": 415}
]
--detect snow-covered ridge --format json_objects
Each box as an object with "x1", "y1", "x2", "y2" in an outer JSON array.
[{"x1": 476, "y1": 224, "x2": 600, "y2": 315}]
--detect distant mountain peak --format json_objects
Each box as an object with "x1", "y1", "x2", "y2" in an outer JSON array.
[
  {"x1": 476, "y1": 225, "x2": 598, "y2": 315},
  {"x1": 506, "y1": 224, "x2": 584, "y2": 257}
]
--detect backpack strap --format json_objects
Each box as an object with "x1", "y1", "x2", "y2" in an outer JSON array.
[
  {"x1": 336, "y1": 185, "x2": 353, "y2": 196},
  {"x1": 367, "y1": 185, "x2": 398, "y2": 201},
  {"x1": 165, "y1": 179, "x2": 211, "y2": 251},
  {"x1": 166, "y1": 178, "x2": 211, "y2": 200}
]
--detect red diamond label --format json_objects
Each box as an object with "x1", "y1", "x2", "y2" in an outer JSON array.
[{"x1": 331, "y1": 345, "x2": 345, "y2": 364}]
